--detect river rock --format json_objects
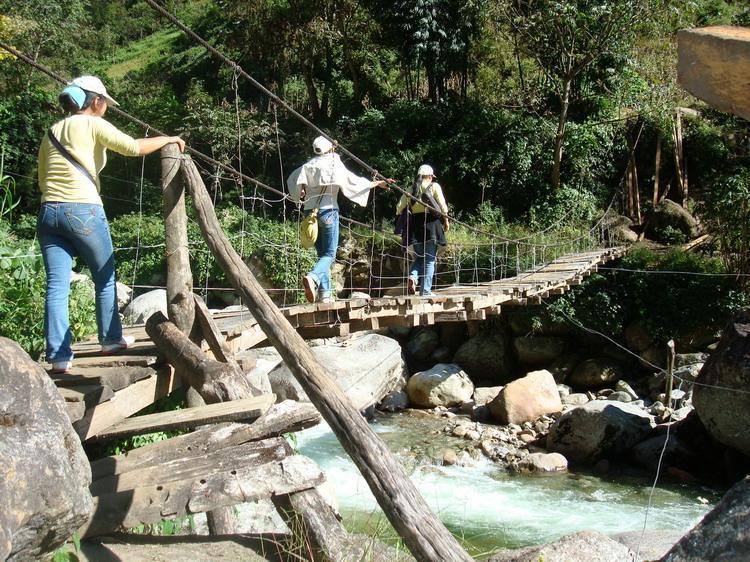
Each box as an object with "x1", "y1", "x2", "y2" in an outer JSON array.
[
  {"x1": 693, "y1": 308, "x2": 750, "y2": 456},
  {"x1": 547, "y1": 353, "x2": 582, "y2": 383},
  {"x1": 268, "y1": 333, "x2": 406, "y2": 411},
  {"x1": 515, "y1": 452, "x2": 568, "y2": 473},
  {"x1": 646, "y1": 198, "x2": 700, "y2": 242},
  {"x1": 122, "y1": 288, "x2": 168, "y2": 325},
  {"x1": 406, "y1": 363, "x2": 474, "y2": 408},
  {"x1": 615, "y1": 380, "x2": 639, "y2": 401},
  {"x1": 453, "y1": 328, "x2": 513, "y2": 383},
  {"x1": 562, "y1": 393, "x2": 590, "y2": 406},
  {"x1": 489, "y1": 370, "x2": 562, "y2": 425},
  {"x1": 603, "y1": 214, "x2": 639, "y2": 243},
  {"x1": 661, "y1": 476, "x2": 750, "y2": 561},
  {"x1": 474, "y1": 386, "x2": 503, "y2": 406},
  {"x1": 567, "y1": 358, "x2": 625, "y2": 388},
  {"x1": 623, "y1": 320, "x2": 654, "y2": 352},
  {"x1": 486, "y1": 530, "x2": 634, "y2": 561},
  {"x1": 557, "y1": 384, "x2": 572, "y2": 399},
  {"x1": 547, "y1": 401, "x2": 654, "y2": 463},
  {"x1": 512, "y1": 336, "x2": 566, "y2": 367},
  {"x1": 0, "y1": 337, "x2": 93, "y2": 561},
  {"x1": 378, "y1": 390, "x2": 409, "y2": 412},
  {"x1": 632, "y1": 434, "x2": 697, "y2": 472},
  {"x1": 116, "y1": 281, "x2": 133, "y2": 311},
  {"x1": 607, "y1": 391, "x2": 632, "y2": 403},
  {"x1": 405, "y1": 328, "x2": 440, "y2": 362},
  {"x1": 613, "y1": 530, "x2": 685, "y2": 561}
]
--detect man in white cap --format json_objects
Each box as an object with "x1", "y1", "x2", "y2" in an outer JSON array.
[{"x1": 287, "y1": 136, "x2": 387, "y2": 303}]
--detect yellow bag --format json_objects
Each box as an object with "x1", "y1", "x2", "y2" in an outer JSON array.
[{"x1": 300, "y1": 209, "x2": 319, "y2": 248}]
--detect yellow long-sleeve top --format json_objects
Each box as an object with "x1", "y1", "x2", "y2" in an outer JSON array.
[
  {"x1": 396, "y1": 181, "x2": 449, "y2": 216},
  {"x1": 38, "y1": 114, "x2": 141, "y2": 205}
]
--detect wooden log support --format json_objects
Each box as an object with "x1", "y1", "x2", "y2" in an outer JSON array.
[
  {"x1": 146, "y1": 311, "x2": 259, "y2": 404},
  {"x1": 180, "y1": 154, "x2": 472, "y2": 562},
  {"x1": 193, "y1": 293, "x2": 238, "y2": 366}
]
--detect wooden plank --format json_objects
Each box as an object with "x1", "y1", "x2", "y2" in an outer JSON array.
[
  {"x1": 50, "y1": 366, "x2": 153, "y2": 391},
  {"x1": 81, "y1": 453, "x2": 324, "y2": 538},
  {"x1": 71, "y1": 352, "x2": 158, "y2": 368},
  {"x1": 74, "y1": 368, "x2": 181, "y2": 441},
  {"x1": 678, "y1": 26, "x2": 750, "y2": 120},
  {"x1": 91, "y1": 394, "x2": 275, "y2": 442},
  {"x1": 57, "y1": 384, "x2": 114, "y2": 407},
  {"x1": 90, "y1": 401, "x2": 320, "y2": 480},
  {"x1": 194, "y1": 294, "x2": 236, "y2": 365}
]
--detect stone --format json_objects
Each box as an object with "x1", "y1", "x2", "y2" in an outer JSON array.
[
  {"x1": 378, "y1": 390, "x2": 409, "y2": 412},
  {"x1": 122, "y1": 288, "x2": 168, "y2": 325},
  {"x1": 268, "y1": 333, "x2": 406, "y2": 411},
  {"x1": 406, "y1": 363, "x2": 474, "y2": 408},
  {"x1": 661, "y1": 476, "x2": 750, "y2": 561},
  {"x1": 547, "y1": 353, "x2": 582, "y2": 383},
  {"x1": 562, "y1": 393, "x2": 589, "y2": 406},
  {"x1": 547, "y1": 401, "x2": 654, "y2": 464},
  {"x1": 516, "y1": 452, "x2": 568, "y2": 473},
  {"x1": 453, "y1": 328, "x2": 513, "y2": 383},
  {"x1": 428, "y1": 346, "x2": 453, "y2": 365},
  {"x1": 349, "y1": 291, "x2": 370, "y2": 300},
  {"x1": 623, "y1": 320, "x2": 653, "y2": 352},
  {"x1": 557, "y1": 384, "x2": 572, "y2": 399},
  {"x1": 613, "y1": 530, "x2": 684, "y2": 561},
  {"x1": 567, "y1": 358, "x2": 625, "y2": 388},
  {"x1": 489, "y1": 370, "x2": 562, "y2": 425},
  {"x1": 632, "y1": 434, "x2": 697, "y2": 472},
  {"x1": 442, "y1": 449, "x2": 458, "y2": 466},
  {"x1": 615, "y1": 380, "x2": 639, "y2": 400},
  {"x1": 405, "y1": 328, "x2": 440, "y2": 362},
  {"x1": 473, "y1": 386, "x2": 503, "y2": 406},
  {"x1": 0, "y1": 337, "x2": 93, "y2": 561},
  {"x1": 607, "y1": 391, "x2": 632, "y2": 403},
  {"x1": 512, "y1": 336, "x2": 566, "y2": 367},
  {"x1": 116, "y1": 281, "x2": 133, "y2": 311},
  {"x1": 693, "y1": 308, "x2": 750, "y2": 456},
  {"x1": 603, "y1": 214, "x2": 638, "y2": 244},
  {"x1": 646, "y1": 198, "x2": 701, "y2": 242},
  {"x1": 486, "y1": 530, "x2": 634, "y2": 562}
]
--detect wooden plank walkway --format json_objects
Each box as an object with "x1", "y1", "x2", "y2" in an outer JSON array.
[{"x1": 49, "y1": 246, "x2": 625, "y2": 440}]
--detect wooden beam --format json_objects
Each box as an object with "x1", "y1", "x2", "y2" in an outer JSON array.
[
  {"x1": 181, "y1": 154, "x2": 472, "y2": 562},
  {"x1": 74, "y1": 368, "x2": 181, "y2": 441},
  {"x1": 678, "y1": 26, "x2": 750, "y2": 120},
  {"x1": 193, "y1": 293, "x2": 238, "y2": 366},
  {"x1": 90, "y1": 394, "x2": 275, "y2": 442},
  {"x1": 51, "y1": 366, "x2": 153, "y2": 391}
]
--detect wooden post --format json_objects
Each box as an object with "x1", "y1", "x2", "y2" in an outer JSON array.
[
  {"x1": 180, "y1": 154, "x2": 472, "y2": 562},
  {"x1": 161, "y1": 144, "x2": 195, "y2": 336},
  {"x1": 673, "y1": 111, "x2": 686, "y2": 207},
  {"x1": 630, "y1": 152, "x2": 642, "y2": 225},
  {"x1": 653, "y1": 133, "x2": 662, "y2": 207}
]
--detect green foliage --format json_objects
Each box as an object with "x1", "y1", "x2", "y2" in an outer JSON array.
[{"x1": 548, "y1": 246, "x2": 749, "y2": 343}]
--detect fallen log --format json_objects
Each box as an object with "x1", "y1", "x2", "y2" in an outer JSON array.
[{"x1": 181, "y1": 153, "x2": 472, "y2": 561}]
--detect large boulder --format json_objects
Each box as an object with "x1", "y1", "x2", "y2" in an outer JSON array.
[
  {"x1": 632, "y1": 434, "x2": 698, "y2": 472},
  {"x1": 489, "y1": 370, "x2": 562, "y2": 425},
  {"x1": 602, "y1": 214, "x2": 639, "y2": 244},
  {"x1": 116, "y1": 281, "x2": 133, "y2": 311},
  {"x1": 547, "y1": 401, "x2": 654, "y2": 463},
  {"x1": 453, "y1": 329, "x2": 513, "y2": 383},
  {"x1": 0, "y1": 337, "x2": 93, "y2": 561},
  {"x1": 512, "y1": 336, "x2": 566, "y2": 367},
  {"x1": 661, "y1": 476, "x2": 750, "y2": 561},
  {"x1": 515, "y1": 452, "x2": 568, "y2": 473},
  {"x1": 406, "y1": 363, "x2": 474, "y2": 408},
  {"x1": 693, "y1": 308, "x2": 750, "y2": 457},
  {"x1": 268, "y1": 333, "x2": 406, "y2": 411},
  {"x1": 405, "y1": 328, "x2": 440, "y2": 363},
  {"x1": 122, "y1": 288, "x2": 168, "y2": 325},
  {"x1": 646, "y1": 199, "x2": 700, "y2": 242},
  {"x1": 486, "y1": 530, "x2": 634, "y2": 562},
  {"x1": 567, "y1": 358, "x2": 625, "y2": 388}
]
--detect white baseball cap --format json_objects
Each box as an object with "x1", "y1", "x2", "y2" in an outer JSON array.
[
  {"x1": 417, "y1": 164, "x2": 434, "y2": 177},
  {"x1": 313, "y1": 136, "x2": 334, "y2": 154},
  {"x1": 69, "y1": 76, "x2": 120, "y2": 106}
]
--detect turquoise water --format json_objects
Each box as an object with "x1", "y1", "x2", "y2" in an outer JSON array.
[{"x1": 295, "y1": 412, "x2": 717, "y2": 557}]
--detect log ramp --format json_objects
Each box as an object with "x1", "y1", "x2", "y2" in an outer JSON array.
[{"x1": 46, "y1": 145, "x2": 625, "y2": 560}]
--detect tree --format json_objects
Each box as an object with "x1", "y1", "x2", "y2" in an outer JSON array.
[{"x1": 502, "y1": 0, "x2": 645, "y2": 189}]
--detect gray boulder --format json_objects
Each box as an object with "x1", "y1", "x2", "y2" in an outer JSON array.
[
  {"x1": 406, "y1": 363, "x2": 474, "y2": 408},
  {"x1": 268, "y1": 333, "x2": 406, "y2": 411},
  {"x1": 613, "y1": 530, "x2": 684, "y2": 561},
  {"x1": 567, "y1": 358, "x2": 625, "y2": 388},
  {"x1": 693, "y1": 307, "x2": 750, "y2": 456},
  {"x1": 489, "y1": 370, "x2": 562, "y2": 425},
  {"x1": 486, "y1": 530, "x2": 634, "y2": 562},
  {"x1": 453, "y1": 329, "x2": 513, "y2": 383},
  {"x1": 515, "y1": 452, "x2": 568, "y2": 473},
  {"x1": 512, "y1": 336, "x2": 566, "y2": 367},
  {"x1": 632, "y1": 434, "x2": 697, "y2": 472},
  {"x1": 547, "y1": 401, "x2": 654, "y2": 463},
  {"x1": 603, "y1": 214, "x2": 639, "y2": 244},
  {"x1": 378, "y1": 390, "x2": 409, "y2": 412},
  {"x1": 116, "y1": 281, "x2": 133, "y2": 311},
  {"x1": 405, "y1": 328, "x2": 440, "y2": 362},
  {"x1": 122, "y1": 288, "x2": 168, "y2": 325},
  {"x1": 0, "y1": 337, "x2": 93, "y2": 561},
  {"x1": 661, "y1": 476, "x2": 750, "y2": 561},
  {"x1": 646, "y1": 198, "x2": 700, "y2": 242}
]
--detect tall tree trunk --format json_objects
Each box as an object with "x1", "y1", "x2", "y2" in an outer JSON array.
[
  {"x1": 653, "y1": 133, "x2": 662, "y2": 206},
  {"x1": 551, "y1": 78, "x2": 572, "y2": 190},
  {"x1": 304, "y1": 66, "x2": 321, "y2": 121}
]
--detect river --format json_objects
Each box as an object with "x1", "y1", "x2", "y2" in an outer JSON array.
[{"x1": 295, "y1": 411, "x2": 717, "y2": 558}]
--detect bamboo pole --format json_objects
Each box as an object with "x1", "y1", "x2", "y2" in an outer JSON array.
[{"x1": 178, "y1": 153, "x2": 471, "y2": 562}]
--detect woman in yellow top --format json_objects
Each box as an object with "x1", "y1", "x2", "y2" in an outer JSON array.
[
  {"x1": 38, "y1": 76, "x2": 185, "y2": 373},
  {"x1": 395, "y1": 164, "x2": 450, "y2": 296}
]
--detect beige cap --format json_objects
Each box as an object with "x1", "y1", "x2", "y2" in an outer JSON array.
[
  {"x1": 313, "y1": 136, "x2": 334, "y2": 154},
  {"x1": 69, "y1": 75, "x2": 120, "y2": 106}
]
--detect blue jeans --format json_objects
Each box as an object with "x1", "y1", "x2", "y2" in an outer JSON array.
[
  {"x1": 308, "y1": 208, "x2": 339, "y2": 299},
  {"x1": 410, "y1": 240, "x2": 438, "y2": 295},
  {"x1": 37, "y1": 202, "x2": 122, "y2": 363}
]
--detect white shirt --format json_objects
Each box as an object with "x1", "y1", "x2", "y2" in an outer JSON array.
[{"x1": 287, "y1": 153, "x2": 372, "y2": 210}]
